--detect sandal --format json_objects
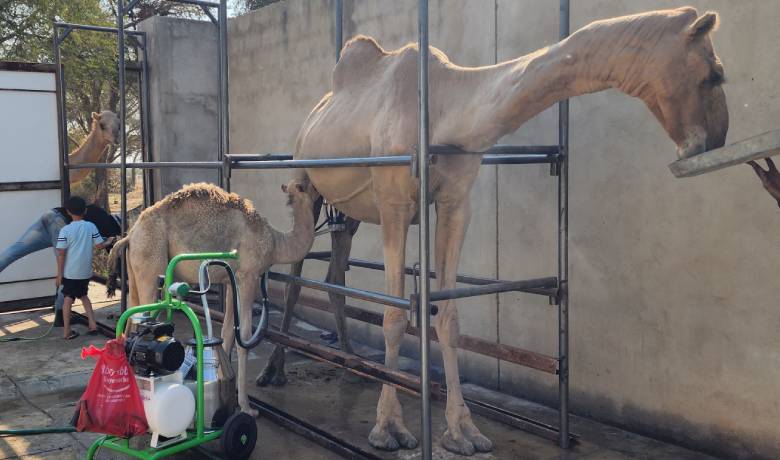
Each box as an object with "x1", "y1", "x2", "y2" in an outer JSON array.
[
  {"x1": 64, "y1": 331, "x2": 80, "y2": 340},
  {"x1": 87, "y1": 329, "x2": 99, "y2": 336}
]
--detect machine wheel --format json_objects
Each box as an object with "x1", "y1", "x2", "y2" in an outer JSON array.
[
  {"x1": 220, "y1": 412, "x2": 257, "y2": 460},
  {"x1": 212, "y1": 406, "x2": 231, "y2": 428}
]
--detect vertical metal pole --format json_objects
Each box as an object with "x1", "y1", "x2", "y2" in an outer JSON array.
[
  {"x1": 218, "y1": 0, "x2": 229, "y2": 189},
  {"x1": 140, "y1": 33, "x2": 153, "y2": 207},
  {"x1": 117, "y1": 2, "x2": 128, "y2": 313},
  {"x1": 557, "y1": 0, "x2": 570, "y2": 450},
  {"x1": 417, "y1": 1, "x2": 432, "y2": 459},
  {"x1": 335, "y1": 0, "x2": 343, "y2": 62},
  {"x1": 53, "y1": 28, "x2": 70, "y2": 205}
]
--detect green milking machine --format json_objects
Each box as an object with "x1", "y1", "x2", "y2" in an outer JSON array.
[{"x1": 87, "y1": 250, "x2": 268, "y2": 460}]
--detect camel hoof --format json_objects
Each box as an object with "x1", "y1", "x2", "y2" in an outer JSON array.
[
  {"x1": 255, "y1": 367, "x2": 287, "y2": 387},
  {"x1": 368, "y1": 425, "x2": 399, "y2": 451},
  {"x1": 441, "y1": 429, "x2": 476, "y2": 456},
  {"x1": 394, "y1": 428, "x2": 418, "y2": 450},
  {"x1": 464, "y1": 419, "x2": 493, "y2": 452},
  {"x1": 256, "y1": 353, "x2": 287, "y2": 387},
  {"x1": 466, "y1": 431, "x2": 493, "y2": 453}
]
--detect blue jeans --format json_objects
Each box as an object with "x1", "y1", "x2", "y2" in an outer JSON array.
[{"x1": 0, "y1": 209, "x2": 67, "y2": 310}]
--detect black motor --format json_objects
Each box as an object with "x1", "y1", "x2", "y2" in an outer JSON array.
[{"x1": 125, "y1": 321, "x2": 184, "y2": 376}]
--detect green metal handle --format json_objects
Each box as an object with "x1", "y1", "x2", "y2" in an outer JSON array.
[{"x1": 163, "y1": 250, "x2": 238, "y2": 303}]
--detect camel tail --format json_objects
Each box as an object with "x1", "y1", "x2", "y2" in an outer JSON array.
[{"x1": 106, "y1": 235, "x2": 130, "y2": 298}]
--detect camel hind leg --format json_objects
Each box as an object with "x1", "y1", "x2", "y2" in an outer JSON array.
[
  {"x1": 126, "y1": 255, "x2": 140, "y2": 307},
  {"x1": 256, "y1": 195, "x2": 323, "y2": 387},
  {"x1": 325, "y1": 216, "x2": 360, "y2": 354},
  {"x1": 233, "y1": 270, "x2": 261, "y2": 418},
  {"x1": 127, "y1": 220, "x2": 168, "y2": 307}
]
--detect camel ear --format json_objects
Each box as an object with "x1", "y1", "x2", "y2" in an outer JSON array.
[
  {"x1": 687, "y1": 12, "x2": 719, "y2": 40},
  {"x1": 294, "y1": 183, "x2": 304, "y2": 193},
  {"x1": 91, "y1": 112, "x2": 100, "y2": 120},
  {"x1": 281, "y1": 184, "x2": 288, "y2": 193}
]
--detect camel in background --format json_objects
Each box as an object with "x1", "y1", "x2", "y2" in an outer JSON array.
[
  {"x1": 258, "y1": 7, "x2": 728, "y2": 455},
  {"x1": 68, "y1": 110, "x2": 120, "y2": 184},
  {"x1": 107, "y1": 180, "x2": 315, "y2": 417}
]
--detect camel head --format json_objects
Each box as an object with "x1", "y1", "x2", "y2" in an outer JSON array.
[
  {"x1": 629, "y1": 8, "x2": 729, "y2": 159},
  {"x1": 91, "y1": 110, "x2": 120, "y2": 145},
  {"x1": 281, "y1": 179, "x2": 312, "y2": 207}
]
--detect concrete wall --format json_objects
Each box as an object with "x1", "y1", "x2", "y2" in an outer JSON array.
[
  {"x1": 142, "y1": 2, "x2": 780, "y2": 458},
  {"x1": 140, "y1": 16, "x2": 220, "y2": 198}
]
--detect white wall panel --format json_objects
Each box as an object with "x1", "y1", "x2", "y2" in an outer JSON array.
[
  {"x1": 0, "y1": 70, "x2": 55, "y2": 92},
  {"x1": 0, "y1": 91, "x2": 60, "y2": 182},
  {"x1": 0, "y1": 67, "x2": 60, "y2": 305}
]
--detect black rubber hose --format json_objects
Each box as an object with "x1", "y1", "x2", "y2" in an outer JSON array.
[
  {"x1": 0, "y1": 427, "x2": 77, "y2": 437},
  {"x1": 202, "y1": 260, "x2": 268, "y2": 349}
]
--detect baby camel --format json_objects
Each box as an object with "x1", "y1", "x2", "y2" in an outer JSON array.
[{"x1": 107, "y1": 180, "x2": 315, "y2": 416}]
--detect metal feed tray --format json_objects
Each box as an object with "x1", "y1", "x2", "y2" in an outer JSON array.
[{"x1": 669, "y1": 129, "x2": 780, "y2": 178}]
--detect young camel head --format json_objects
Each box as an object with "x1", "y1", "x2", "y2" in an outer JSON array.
[
  {"x1": 632, "y1": 8, "x2": 728, "y2": 158},
  {"x1": 281, "y1": 179, "x2": 312, "y2": 207},
  {"x1": 91, "y1": 110, "x2": 120, "y2": 145}
]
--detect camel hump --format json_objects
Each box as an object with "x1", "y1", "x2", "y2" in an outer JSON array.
[
  {"x1": 155, "y1": 183, "x2": 263, "y2": 223},
  {"x1": 333, "y1": 34, "x2": 387, "y2": 91}
]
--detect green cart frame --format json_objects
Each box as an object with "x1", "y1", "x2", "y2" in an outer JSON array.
[{"x1": 87, "y1": 251, "x2": 245, "y2": 460}]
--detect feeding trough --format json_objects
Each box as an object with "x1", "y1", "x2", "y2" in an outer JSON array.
[{"x1": 669, "y1": 129, "x2": 780, "y2": 178}]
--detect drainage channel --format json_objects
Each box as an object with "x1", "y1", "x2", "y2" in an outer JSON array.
[{"x1": 72, "y1": 312, "x2": 378, "y2": 460}]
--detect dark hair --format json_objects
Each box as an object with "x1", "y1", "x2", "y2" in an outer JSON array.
[{"x1": 65, "y1": 196, "x2": 87, "y2": 216}]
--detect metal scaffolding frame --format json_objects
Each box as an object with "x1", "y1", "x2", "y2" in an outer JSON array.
[
  {"x1": 53, "y1": 22, "x2": 151, "y2": 206},
  {"x1": 58, "y1": 1, "x2": 572, "y2": 458}
]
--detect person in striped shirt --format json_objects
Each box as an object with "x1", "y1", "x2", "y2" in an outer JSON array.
[{"x1": 55, "y1": 196, "x2": 115, "y2": 340}]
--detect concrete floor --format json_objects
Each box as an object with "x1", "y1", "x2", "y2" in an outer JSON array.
[{"x1": 0, "y1": 289, "x2": 721, "y2": 459}]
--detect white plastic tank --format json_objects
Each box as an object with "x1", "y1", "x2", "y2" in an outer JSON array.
[{"x1": 136, "y1": 373, "x2": 195, "y2": 442}]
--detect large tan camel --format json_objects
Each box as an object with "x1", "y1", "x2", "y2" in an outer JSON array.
[
  {"x1": 69, "y1": 110, "x2": 120, "y2": 183},
  {"x1": 107, "y1": 180, "x2": 315, "y2": 417},
  {"x1": 259, "y1": 7, "x2": 729, "y2": 456}
]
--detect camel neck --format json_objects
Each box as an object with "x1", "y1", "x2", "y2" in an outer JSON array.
[
  {"x1": 440, "y1": 21, "x2": 656, "y2": 151},
  {"x1": 271, "y1": 201, "x2": 315, "y2": 265},
  {"x1": 70, "y1": 126, "x2": 107, "y2": 163}
]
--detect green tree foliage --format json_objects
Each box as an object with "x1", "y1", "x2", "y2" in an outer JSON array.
[{"x1": 232, "y1": 0, "x2": 282, "y2": 14}]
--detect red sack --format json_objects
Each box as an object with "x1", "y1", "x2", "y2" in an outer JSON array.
[{"x1": 75, "y1": 338, "x2": 148, "y2": 437}]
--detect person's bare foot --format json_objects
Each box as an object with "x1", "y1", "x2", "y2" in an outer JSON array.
[{"x1": 63, "y1": 330, "x2": 79, "y2": 340}]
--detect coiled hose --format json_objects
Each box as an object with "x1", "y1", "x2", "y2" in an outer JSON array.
[{"x1": 195, "y1": 260, "x2": 268, "y2": 349}]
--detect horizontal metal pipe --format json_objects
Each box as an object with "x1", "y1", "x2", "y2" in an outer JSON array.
[
  {"x1": 267, "y1": 271, "x2": 410, "y2": 310},
  {"x1": 304, "y1": 253, "x2": 556, "y2": 296},
  {"x1": 68, "y1": 161, "x2": 222, "y2": 170},
  {"x1": 230, "y1": 154, "x2": 557, "y2": 170},
  {"x1": 67, "y1": 151, "x2": 559, "y2": 173},
  {"x1": 54, "y1": 22, "x2": 145, "y2": 35},
  {"x1": 227, "y1": 153, "x2": 294, "y2": 161},
  {"x1": 172, "y1": 0, "x2": 219, "y2": 7},
  {"x1": 429, "y1": 277, "x2": 558, "y2": 302},
  {"x1": 232, "y1": 156, "x2": 414, "y2": 170},
  {"x1": 482, "y1": 154, "x2": 559, "y2": 165},
  {"x1": 431, "y1": 144, "x2": 559, "y2": 156}
]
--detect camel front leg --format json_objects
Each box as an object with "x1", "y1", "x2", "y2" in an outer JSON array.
[
  {"x1": 368, "y1": 204, "x2": 418, "y2": 451},
  {"x1": 236, "y1": 271, "x2": 260, "y2": 418},
  {"x1": 257, "y1": 196, "x2": 323, "y2": 387},
  {"x1": 325, "y1": 216, "x2": 361, "y2": 354},
  {"x1": 434, "y1": 201, "x2": 492, "y2": 455}
]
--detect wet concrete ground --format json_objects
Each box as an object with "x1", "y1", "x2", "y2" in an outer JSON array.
[{"x1": 1, "y1": 288, "x2": 720, "y2": 459}]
